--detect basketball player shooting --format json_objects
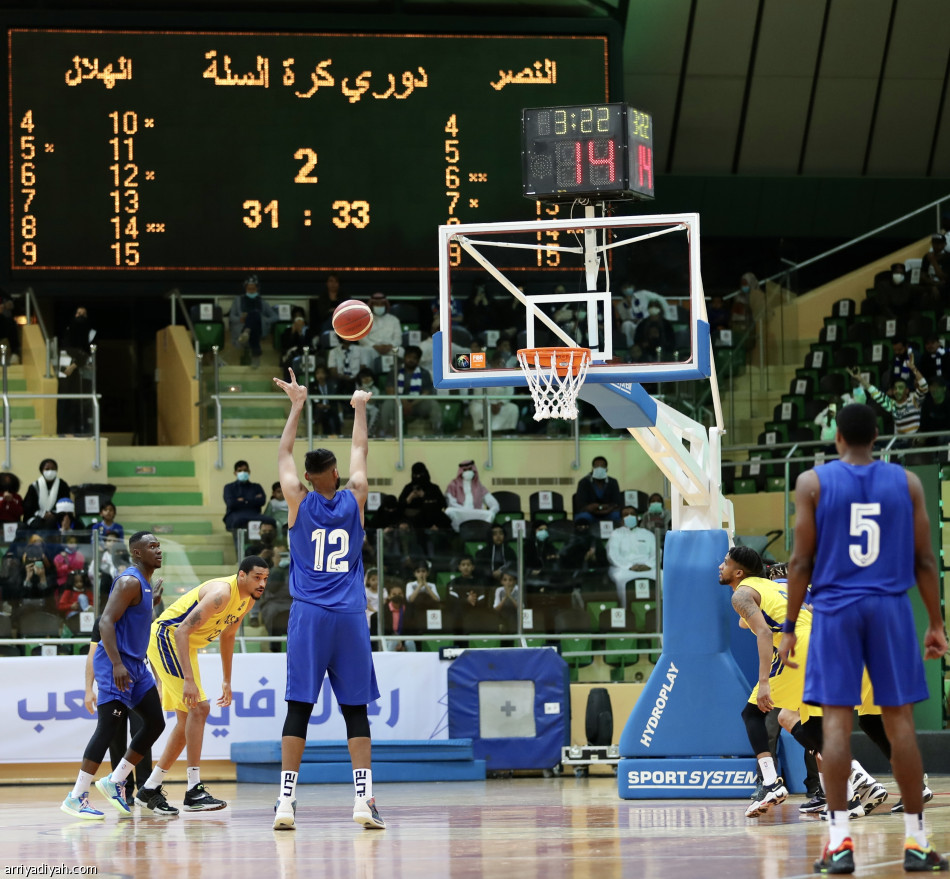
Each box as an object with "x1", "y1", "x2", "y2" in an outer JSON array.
[{"x1": 270, "y1": 369, "x2": 384, "y2": 831}]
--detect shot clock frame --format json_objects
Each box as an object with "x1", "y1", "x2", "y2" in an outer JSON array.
[{"x1": 521, "y1": 103, "x2": 654, "y2": 202}]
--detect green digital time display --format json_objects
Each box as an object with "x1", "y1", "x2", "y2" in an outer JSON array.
[
  {"x1": 522, "y1": 102, "x2": 654, "y2": 201},
  {"x1": 7, "y1": 26, "x2": 614, "y2": 273}
]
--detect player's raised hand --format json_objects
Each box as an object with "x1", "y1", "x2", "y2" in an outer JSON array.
[
  {"x1": 274, "y1": 369, "x2": 308, "y2": 405},
  {"x1": 351, "y1": 388, "x2": 372, "y2": 408}
]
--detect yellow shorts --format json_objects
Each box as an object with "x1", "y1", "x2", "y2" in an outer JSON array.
[
  {"x1": 749, "y1": 627, "x2": 818, "y2": 722},
  {"x1": 857, "y1": 669, "x2": 881, "y2": 716},
  {"x1": 147, "y1": 632, "x2": 206, "y2": 713}
]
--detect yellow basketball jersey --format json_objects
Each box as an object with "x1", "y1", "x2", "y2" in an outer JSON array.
[
  {"x1": 154, "y1": 574, "x2": 249, "y2": 646},
  {"x1": 741, "y1": 576, "x2": 812, "y2": 645}
]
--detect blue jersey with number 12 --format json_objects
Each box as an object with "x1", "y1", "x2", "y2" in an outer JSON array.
[
  {"x1": 811, "y1": 459, "x2": 914, "y2": 612},
  {"x1": 288, "y1": 488, "x2": 366, "y2": 612}
]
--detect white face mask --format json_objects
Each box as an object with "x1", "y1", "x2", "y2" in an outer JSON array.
[
  {"x1": 372, "y1": 306, "x2": 387, "y2": 316},
  {"x1": 462, "y1": 470, "x2": 474, "y2": 482},
  {"x1": 648, "y1": 306, "x2": 661, "y2": 316},
  {"x1": 592, "y1": 466, "x2": 607, "y2": 480},
  {"x1": 623, "y1": 515, "x2": 638, "y2": 529},
  {"x1": 892, "y1": 273, "x2": 905, "y2": 284},
  {"x1": 43, "y1": 469, "x2": 57, "y2": 480}
]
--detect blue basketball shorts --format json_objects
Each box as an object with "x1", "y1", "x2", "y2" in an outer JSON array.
[
  {"x1": 804, "y1": 592, "x2": 929, "y2": 707},
  {"x1": 285, "y1": 601, "x2": 380, "y2": 706},
  {"x1": 92, "y1": 644, "x2": 156, "y2": 710}
]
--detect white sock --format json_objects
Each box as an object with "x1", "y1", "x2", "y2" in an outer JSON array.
[
  {"x1": 354, "y1": 768, "x2": 373, "y2": 800},
  {"x1": 111, "y1": 758, "x2": 135, "y2": 784},
  {"x1": 828, "y1": 813, "x2": 851, "y2": 849},
  {"x1": 186, "y1": 766, "x2": 201, "y2": 790},
  {"x1": 904, "y1": 812, "x2": 928, "y2": 848},
  {"x1": 278, "y1": 770, "x2": 298, "y2": 803},
  {"x1": 144, "y1": 766, "x2": 168, "y2": 790},
  {"x1": 71, "y1": 770, "x2": 94, "y2": 799},
  {"x1": 757, "y1": 756, "x2": 777, "y2": 786}
]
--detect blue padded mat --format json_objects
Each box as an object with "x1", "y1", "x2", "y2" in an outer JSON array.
[{"x1": 236, "y1": 760, "x2": 487, "y2": 784}]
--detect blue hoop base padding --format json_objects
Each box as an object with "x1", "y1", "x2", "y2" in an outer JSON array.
[
  {"x1": 231, "y1": 739, "x2": 475, "y2": 763},
  {"x1": 236, "y1": 760, "x2": 486, "y2": 784},
  {"x1": 448, "y1": 648, "x2": 569, "y2": 770},
  {"x1": 618, "y1": 757, "x2": 759, "y2": 799}
]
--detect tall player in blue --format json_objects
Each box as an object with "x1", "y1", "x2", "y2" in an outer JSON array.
[
  {"x1": 779, "y1": 404, "x2": 947, "y2": 875},
  {"x1": 271, "y1": 369, "x2": 383, "y2": 832}
]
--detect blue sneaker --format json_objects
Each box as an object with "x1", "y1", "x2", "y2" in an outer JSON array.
[
  {"x1": 61, "y1": 793, "x2": 105, "y2": 820},
  {"x1": 95, "y1": 774, "x2": 132, "y2": 818}
]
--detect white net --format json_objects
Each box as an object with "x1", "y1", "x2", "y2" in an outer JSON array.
[{"x1": 517, "y1": 348, "x2": 591, "y2": 421}]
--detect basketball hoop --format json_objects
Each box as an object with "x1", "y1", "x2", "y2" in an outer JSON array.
[{"x1": 517, "y1": 347, "x2": 591, "y2": 421}]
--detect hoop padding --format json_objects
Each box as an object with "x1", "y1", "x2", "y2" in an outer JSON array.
[{"x1": 517, "y1": 347, "x2": 591, "y2": 420}]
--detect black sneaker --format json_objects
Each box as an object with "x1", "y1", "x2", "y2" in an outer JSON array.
[
  {"x1": 134, "y1": 786, "x2": 180, "y2": 817},
  {"x1": 903, "y1": 838, "x2": 949, "y2": 872},
  {"x1": 745, "y1": 777, "x2": 788, "y2": 818},
  {"x1": 819, "y1": 794, "x2": 864, "y2": 820},
  {"x1": 800, "y1": 792, "x2": 828, "y2": 814},
  {"x1": 892, "y1": 780, "x2": 934, "y2": 814},
  {"x1": 182, "y1": 783, "x2": 227, "y2": 812},
  {"x1": 814, "y1": 837, "x2": 855, "y2": 874}
]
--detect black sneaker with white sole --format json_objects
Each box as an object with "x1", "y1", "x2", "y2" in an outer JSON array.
[
  {"x1": 800, "y1": 792, "x2": 827, "y2": 814},
  {"x1": 134, "y1": 786, "x2": 180, "y2": 817},
  {"x1": 891, "y1": 779, "x2": 934, "y2": 814},
  {"x1": 745, "y1": 778, "x2": 788, "y2": 818},
  {"x1": 182, "y1": 783, "x2": 227, "y2": 812}
]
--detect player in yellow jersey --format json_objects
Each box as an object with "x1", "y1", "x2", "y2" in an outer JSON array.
[
  {"x1": 137, "y1": 555, "x2": 268, "y2": 815},
  {"x1": 720, "y1": 545, "x2": 821, "y2": 818}
]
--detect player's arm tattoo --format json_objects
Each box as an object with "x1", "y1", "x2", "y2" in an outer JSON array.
[
  {"x1": 181, "y1": 609, "x2": 203, "y2": 630},
  {"x1": 212, "y1": 592, "x2": 225, "y2": 609},
  {"x1": 731, "y1": 587, "x2": 759, "y2": 621}
]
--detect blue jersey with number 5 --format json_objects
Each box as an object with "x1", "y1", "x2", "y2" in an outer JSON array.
[
  {"x1": 289, "y1": 488, "x2": 366, "y2": 612},
  {"x1": 812, "y1": 459, "x2": 913, "y2": 611}
]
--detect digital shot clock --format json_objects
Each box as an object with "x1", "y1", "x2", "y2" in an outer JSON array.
[{"x1": 521, "y1": 102, "x2": 654, "y2": 202}]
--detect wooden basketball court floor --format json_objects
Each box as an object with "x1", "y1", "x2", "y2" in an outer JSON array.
[{"x1": 1, "y1": 776, "x2": 947, "y2": 878}]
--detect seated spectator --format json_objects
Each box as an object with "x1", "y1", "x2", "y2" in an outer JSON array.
[
  {"x1": 522, "y1": 520, "x2": 561, "y2": 590},
  {"x1": 0, "y1": 544, "x2": 25, "y2": 612},
  {"x1": 279, "y1": 309, "x2": 310, "y2": 378},
  {"x1": 380, "y1": 518, "x2": 427, "y2": 582},
  {"x1": 405, "y1": 560, "x2": 440, "y2": 608},
  {"x1": 364, "y1": 567, "x2": 380, "y2": 623},
  {"x1": 574, "y1": 456, "x2": 622, "y2": 525},
  {"x1": 309, "y1": 365, "x2": 342, "y2": 436},
  {"x1": 874, "y1": 262, "x2": 915, "y2": 314},
  {"x1": 475, "y1": 524, "x2": 517, "y2": 585},
  {"x1": 613, "y1": 282, "x2": 669, "y2": 349},
  {"x1": 640, "y1": 493, "x2": 671, "y2": 537},
  {"x1": 381, "y1": 584, "x2": 415, "y2": 652},
  {"x1": 354, "y1": 367, "x2": 381, "y2": 436},
  {"x1": 886, "y1": 339, "x2": 914, "y2": 388},
  {"x1": 0, "y1": 295, "x2": 21, "y2": 364},
  {"x1": 606, "y1": 506, "x2": 657, "y2": 606},
  {"x1": 444, "y1": 460, "x2": 499, "y2": 532},
  {"x1": 223, "y1": 460, "x2": 266, "y2": 534},
  {"x1": 463, "y1": 281, "x2": 495, "y2": 336},
  {"x1": 558, "y1": 519, "x2": 608, "y2": 580},
  {"x1": 0, "y1": 471, "x2": 23, "y2": 524},
  {"x1": 398, "y1": 462, "x2": 451, "y2": 533},
  {"x1": 229, "y1": 274, "x2": 276, "y2": 368},
  {"x1": 418, "y1": 314, "x2": 467, "y2": 380},
  {"x1": 90, "y1": 501, "x2": 124, "y2": 541},
  {"x1": 327, "y1": 338, "x2": 372, "y2": 394},
  {"x1": 493, "y1": 566, "x2": 520, "y2": 630},
  {"x1": 633, "y1": 304, "x2": 676, "y2": 362},
  {"x1": 23, "y1": 458, "x2": 70, "y2": 532},
  {"x1": 245, "y1": 520, "x2": 279, "y2": 561},
  {"x1": 57, "y1": 570, "x2": 93, "y2": 627},
  {"x1": 88, "y1": 532, "x2": 122, "y2": 606},
  {"x1": 312, "y1": 273, "x2": 344, "y2": 332},
  {"x1": 447, "y1": 555, "x2": 486, "y2": 606},
  {"x1": 263, "y1": 481, "x2": 289, "y2": 536},
  {"x1": 359, "y1": 292, "x2": 403, "y2": 358},
  {"x1": 918, "y1": 335, "x2": 947, "y2": 382},
  {"x1": 920, "y1": 377, "x2": 950, "y2": 442},
  {"x1": 54, "y1": 533, "x2": 86, "y2": 591},
  {"x1": 54, "y1": 498, "x2": 82, "y2": 536},
  {"x1": 706, "y1": 294, "x2": 732, "y2": 336},
  {"x1": 256, "y1": 542, "x2": 292, "y2": 652},
  {"x1": 19, "y1": 533, "x2": 56, "y2": 611},
  {"x1": 469, "y1": 385, "x2": 520, "y2": 434},
  {"x1": 379, "y1": 346, "x2": 441, "y2": 436},
  {"x1": 57, "y1": 306, "x2": 96, "y2": 435}
]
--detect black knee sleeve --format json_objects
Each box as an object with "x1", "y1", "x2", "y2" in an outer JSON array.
[
  {"x1": 741, "y1": 702, "x2": 770, "y2": 755},
  {"x1": 858, "y1": 712, "x2": 891, "y2": 761},
  {"x1": 790, "y1": 719, "x2": 823, "y2": 754},
  {"x1": 283, "y1": 700, "x2": 314, "y2": 739},
  {"x1": 340, "y1": 703, "x2": 371, "y2": 739},
  {"x1": 83, "y1": 701, "x2": 128, "y2": 765},
  {"x1": 800, "y1": 716, "x2": 824, "y2": 753},
  {"x1": 127, "y1": 687, "x2": 165, "y2": 756}
]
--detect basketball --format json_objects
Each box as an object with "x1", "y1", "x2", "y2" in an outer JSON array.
[{"x1": 332, "y1": 299, "x2": 374, "y2": 341}]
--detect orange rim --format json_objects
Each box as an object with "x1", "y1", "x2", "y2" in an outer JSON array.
[{"x1": 517, "y1": 347, "x2": 591, "y2": 377}]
